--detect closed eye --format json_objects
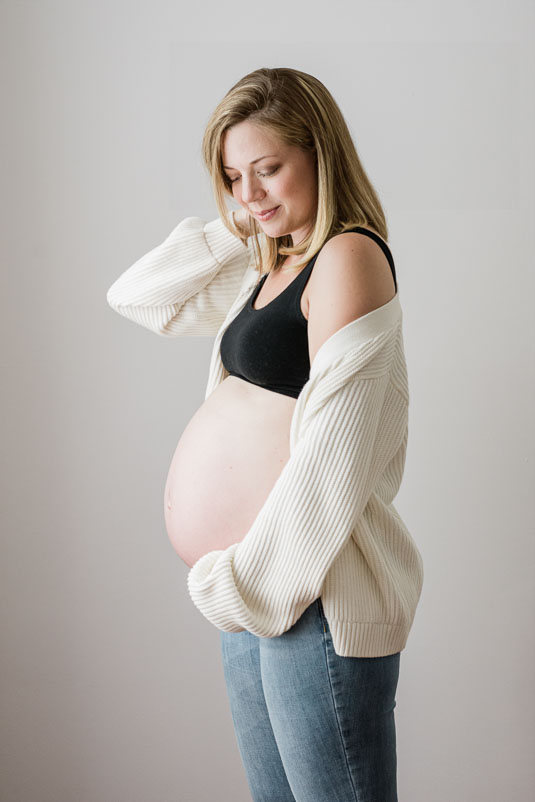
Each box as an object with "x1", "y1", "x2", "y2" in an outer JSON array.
[{"x1": 228, "y1": 167, "x2": 279, "y2": 184}]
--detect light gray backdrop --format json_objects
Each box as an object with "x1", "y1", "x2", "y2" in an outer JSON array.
[{"x1": 2, "y1": 1, "x2": 534, "y2": 800}]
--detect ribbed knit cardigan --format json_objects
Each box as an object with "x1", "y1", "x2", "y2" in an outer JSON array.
[{"x1": 106, "y1": 215, "x2": 424, "y2": 657}]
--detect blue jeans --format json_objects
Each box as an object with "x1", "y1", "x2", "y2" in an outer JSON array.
[{"x1": 220, "y1": 597, "x2": 400, "y2": 802}]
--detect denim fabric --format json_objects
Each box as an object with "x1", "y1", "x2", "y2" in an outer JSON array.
[{"x1": 220, "y1": 597, "x2": 400, "y2": 802}]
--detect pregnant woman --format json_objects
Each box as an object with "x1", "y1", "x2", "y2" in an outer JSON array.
[{"x1": 107, "y1": 67, "x2": 424, "y2": 802}]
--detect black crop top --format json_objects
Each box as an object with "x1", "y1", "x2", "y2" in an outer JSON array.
[{"x1": 219, "y1": 227, "x2": 397, "y2": 399}]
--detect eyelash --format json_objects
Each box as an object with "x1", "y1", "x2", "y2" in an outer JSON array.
[{"x1": 228, "y1": 167, "x2": 279, "y2": 184}]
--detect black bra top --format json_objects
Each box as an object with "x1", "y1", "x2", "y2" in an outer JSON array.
[{"x1": 219, "y1": 226, "x2": 397, "y2": 399}]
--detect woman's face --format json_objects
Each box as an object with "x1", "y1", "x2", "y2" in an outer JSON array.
[{"x1": 222, "y1": 120, "x2": 318, "y2": 246}]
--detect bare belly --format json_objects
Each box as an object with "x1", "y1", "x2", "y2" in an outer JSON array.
[{"x1": 164, "y1": 376, "x2": 297, "y2": 569}]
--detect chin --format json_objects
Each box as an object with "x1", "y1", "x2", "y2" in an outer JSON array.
[{"x1": 260, "y1": 214, "x2": 287, "y2": 231}]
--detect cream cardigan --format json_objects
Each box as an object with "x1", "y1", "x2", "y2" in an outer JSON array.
[{"x1": 106, "y1": 215, "x2": 424, "y2": 657}]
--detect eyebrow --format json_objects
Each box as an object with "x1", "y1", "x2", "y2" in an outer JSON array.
[{"x1": 223, "y1": 154, "x2": 278, "y2": 170}]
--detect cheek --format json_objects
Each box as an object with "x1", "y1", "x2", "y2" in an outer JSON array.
[{"x1": 276, "y1": 176, "x2": 298, "y2": 199}]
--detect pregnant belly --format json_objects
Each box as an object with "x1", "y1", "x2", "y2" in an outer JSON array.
[{"x1": 164, "y1": 376, "x2": 297, "y2": 569}]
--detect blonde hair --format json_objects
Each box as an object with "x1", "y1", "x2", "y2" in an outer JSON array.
[{"x1": 201, "y1": 67, "x2": 389, "y2": 277}]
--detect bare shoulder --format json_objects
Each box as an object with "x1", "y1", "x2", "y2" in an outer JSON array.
[
  {"x1": 305, "y1": 231, "x2": 397, "y2": 366},
  {"x1": 319, "y1": 228, "x2": 394, "y2": 278},
  {"x1": 309, "y1": 229, "x2": 396, "y2": 310}
]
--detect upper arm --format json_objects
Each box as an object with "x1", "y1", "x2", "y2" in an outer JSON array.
[{"x1": 306, "y1": 233, "x2": 397, "y2": 366}]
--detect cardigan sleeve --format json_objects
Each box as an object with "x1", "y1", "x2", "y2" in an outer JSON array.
[
  {"x1": 106, "y1": 216, "x2": 251, "y2": 337},
  {"x1": 186, "y1": 354, "x2": 401, "y2": 638}
]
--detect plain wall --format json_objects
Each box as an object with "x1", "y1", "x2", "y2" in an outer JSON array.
[{"x1": 1, "y1": 1, "x2": 534, "y2": 800}]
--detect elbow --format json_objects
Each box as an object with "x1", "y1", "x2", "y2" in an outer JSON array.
[
  {"x1": 105, "y1": 290, "x2": 184, "y2": 338},
  {"x1": 106, "y1": 284, "x2": 121, "y2": 312},
  {"x1": 107, "y1": 303, "x2": 177, "y2": 339}
]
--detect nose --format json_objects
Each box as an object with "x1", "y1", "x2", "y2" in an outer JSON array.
[{"x1": 240, "y1": 175, "x2": 266, "y2": 205}]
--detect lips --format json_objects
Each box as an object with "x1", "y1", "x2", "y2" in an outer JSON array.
[{"x1": 254, "y1": 206, "x2": 280, "y2": 220}]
